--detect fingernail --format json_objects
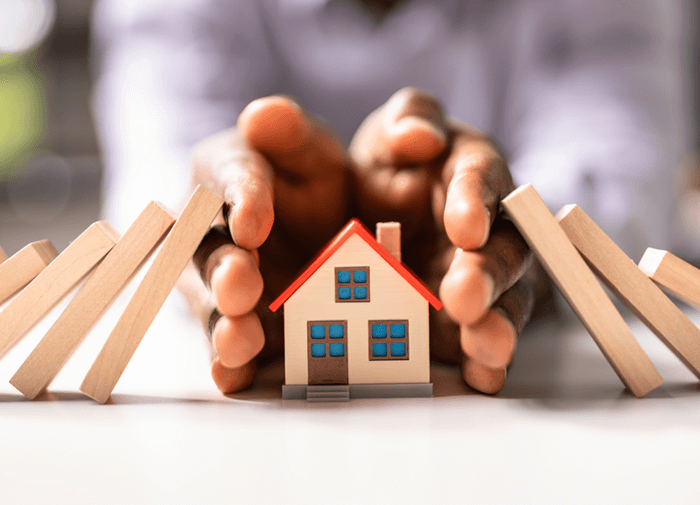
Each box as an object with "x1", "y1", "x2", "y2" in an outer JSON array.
[
  {"x1": 482, "y1": 271, "x2": 495, "y2": 309},
  {"x1": 479, "y1": 206, "x2": 491, "y2": 248}
]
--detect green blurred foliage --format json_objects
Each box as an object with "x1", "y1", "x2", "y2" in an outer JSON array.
[{"x1": 0, "y1": 52, "x2": 44, "y2": 180}]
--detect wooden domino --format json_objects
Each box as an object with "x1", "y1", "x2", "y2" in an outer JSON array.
[
  {"x1": 10, "y1": 203, "x2": 175, "y2": 399},
  {"x1": 0, "y1": 240, "x2": 59, "y2": 305},
  {"x1": 0, "y1": 223, "x2": 120, "y2": 358},
  {"x1": 639, "y1": 248, "x2": 700, "y2": 310},
  {"x1": 502, "y1": 185, "x2": 662, "y2": 397},
  {"x1": 558, "y1": 205, "x2": 700, "y2": 379},
  {"x1": 80, "y1": 186, "x2": 223, "y2": 403}
]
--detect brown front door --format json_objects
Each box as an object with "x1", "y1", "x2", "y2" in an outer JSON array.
[{"x1": 307, "y1": 321, "x2": 348, "y2": 385}]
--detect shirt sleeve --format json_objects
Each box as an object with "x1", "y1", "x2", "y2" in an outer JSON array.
[
  {"x1": 500, "y1": 0, "x2": 690, "y2": 259},
  {"x1": 92, "y1": 0, "x2": 280, "y2": 231}
]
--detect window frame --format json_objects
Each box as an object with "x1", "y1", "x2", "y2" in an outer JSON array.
[
  {"x1": 334, "y1": 266, "x2": 370, "y2": 303},
  {"x1": 307, "y1": 320, "x2": 349, "y2": 361},
  {"x1": 368, "y1": 319, "x2": 409, "y2": 361}
]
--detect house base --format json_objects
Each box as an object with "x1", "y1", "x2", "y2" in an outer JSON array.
[{"x1": 283, "y1": 382, "x2": 433, "y2": 401}]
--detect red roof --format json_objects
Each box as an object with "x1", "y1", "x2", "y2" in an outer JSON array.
[{"x1": 269, "y1": 219, "x2": 443, "y2": 312}]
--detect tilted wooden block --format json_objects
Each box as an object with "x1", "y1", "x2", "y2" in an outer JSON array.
[
  {"x1": 0, "y1": 223, "x2": 120, "y2": 358},
  {"x1": 80, "y1": 186, "x2": 224, "y2": 403},
  {"x1": 639, "y1": 248, "x2": 700, "y2": 310},
  {"x1": 502, "y1": 185, "x2": 662, "y2": 397},
  {"x1": 558, "y1": 205, "x2": 700, "y2": 379},
  {"x1": 10, "y1": 203, "x2": 176, "y2": 399},
  {"x1": 0, "y1": 240, "x2": 59, "y2": 305}
]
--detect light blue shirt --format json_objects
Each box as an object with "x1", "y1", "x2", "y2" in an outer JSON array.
[{"x1": 93, "y1": 0, "x2": 690, "y2": 260}]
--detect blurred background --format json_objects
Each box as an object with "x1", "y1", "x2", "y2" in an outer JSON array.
[
  {"x1": 0, "y1": 0, "x2": 699, "y2": 257},
  {"x1": 0, "y1": 0, "x2": 99, "y2": 253}
]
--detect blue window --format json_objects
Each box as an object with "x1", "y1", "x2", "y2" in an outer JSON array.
[
  {"x1": 390, "y1": 323, "x2": 406, "y2": 338},
  {"x1": 309, "y1": 322, "x2": 346, "y2": 362},
  {"x1": 329, "y1": 324, "x2": 344, "y2": 338},
  {"x1": 369, "y1": 320, "x2": 409, "y2": 360},
  {"x1": 335, "y1": 267, "x2": 369, "y2": 302},
  {"x1": 372, "y1": 343, "x2": 387, "y2": 357},
  {"x1": 371, "y1": 324, "x2": 387, "y2": 338},
  {"x1": 391, "y1": 342, "x2": 406, "y2": 357},
  {"x1": 329, "y1": 343, "x2": 345, "y2": 357},
  {"x1": 310, "y1": 325, "x2": 326, "y2": 339},
  {"x1": 353, "y1": 270, "x2": 367, "y2": 283},
  {"x1": 311, "y1": 343, "x2": 326, "y2": 357}
]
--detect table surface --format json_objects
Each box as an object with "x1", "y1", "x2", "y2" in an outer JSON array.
[{"x1": 1, "y1": 273, "x2": 699, "y2": 505}]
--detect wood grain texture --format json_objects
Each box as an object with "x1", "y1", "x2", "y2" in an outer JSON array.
[
  {"x1": 639, "y1": 248, "x2": 700, "y2": 310},
  {"x1": 558, "y1": 205, "x2": 700, "y2": 379},
  {"x1": 501, "y1": 185, "x2": 662, "y2": 397},
  {"x1": 0, "y1": 223, "x2": 119, "y2": 358},
  {"x1": 80, "y1": 186, "x2": 224, "y2": 403},
  {"x1": 10, "y1": 203, "x2": 176, "y2": 399},
  {"x1": 0, "y1": 240, "x2": 59, "y2": 304}
]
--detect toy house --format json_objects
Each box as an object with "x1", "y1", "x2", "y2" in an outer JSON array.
[{"x1": 269, "y1": 219, "x2": 442, "y2": 401}]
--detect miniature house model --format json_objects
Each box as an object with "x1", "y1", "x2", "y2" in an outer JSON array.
[{"x1": 270, "y1": 219, "x2": 442, "y2": 401}]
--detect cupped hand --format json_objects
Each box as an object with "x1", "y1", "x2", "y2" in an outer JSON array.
[
  {"x1": 187, "y1": 96, "x2": 349, "y2": 393},
  {"x1": 349, "y1": 87, "x2": 535, "y2": 394}
]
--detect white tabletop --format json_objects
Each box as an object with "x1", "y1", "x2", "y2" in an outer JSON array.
[{"x1": 1, "y1": 278, "x2": 699, "y2": 505}]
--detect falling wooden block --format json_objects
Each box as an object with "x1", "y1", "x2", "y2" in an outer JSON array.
[
  {"x1": 558, "y1": 205, "x2": 700, "y2": 379},
  {"x1": 502, "y1": 185, "x2": 662, "y2": 397},
  {"x1": 639, "y1": 249, "x2": 700, "y2": 310},
  {"x1": 0, "y1": 223, "x2": 119, "y2": 358},
  {"x1": 10, "y1": 203, "x2": 176, "y2": 399},
  {"x1": 0, "y1": 240, "x2": 59, "y2": 305},
  {"x1": 80, "y1": 186, "x2": 224, "y2": 403}
]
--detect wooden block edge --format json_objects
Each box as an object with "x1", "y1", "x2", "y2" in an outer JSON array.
[
  {"x1": 638, "y1": 248, "x2": 668, "y2": 278},
  {"x1": 30, "y1": 240, "x2": 59, "y2": 266}
]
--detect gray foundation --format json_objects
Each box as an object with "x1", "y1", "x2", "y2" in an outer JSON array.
[{"x1": 283, "y1": 383, "x2": 433, "y2": 401}]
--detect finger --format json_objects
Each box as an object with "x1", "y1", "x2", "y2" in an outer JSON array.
[
  {"x1": 460, "y1": 275, "x2": 535, "y2": 370},
  {"x1": 442, "y1": 125, "x2": 514, "y2": 250},
  {"x1": 193, "y1": 225, "x2": 263, "y2": 317},
  {"x1": 461, "y1": 354, "x2": 507, "y2": 395},
  {"x1": 238, "y1": 96, "x2": 348, "y2": 243},
  {"x1": 440, "y1": 217, "x2": 531, "y2": 326},
  {"x1": 355, "y1": 87, "x2": 448, "y2": 166},
  {"x1": 350, "y1": 87, "x2": 448, "y2": 221},
  {"x1": 192, "y1": 129, "x2": 274, "y2": 250},
  {"x1": 177, "y1": 262, "x2": 258, "y2": 394},
  {"x1": 211, "y1": 311, "x2": 266, "y2": 369},
  {"x1": 376, "y1": 87, "x2": 447, "y2": 165},
  {"x1": 211, "y1": 357, "x2": 256, "y2": 394},
  {"x1": 207, "y1": 245, "x2": 262, "y2": 317}
]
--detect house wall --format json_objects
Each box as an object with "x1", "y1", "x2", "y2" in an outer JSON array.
[{"x1": 284, "y1": 234, "x2": 430, "y2": 385}]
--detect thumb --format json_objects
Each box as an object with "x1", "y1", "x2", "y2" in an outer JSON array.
[{"x1": 350, "y1": 87, "x2": 448, "y2": 221}]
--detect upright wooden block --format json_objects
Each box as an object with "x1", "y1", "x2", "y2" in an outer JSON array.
[
  {"x1": 558, "y1": 205, "x2": 700, "y2": 379},
  {"x1": 639, "y1": 249, "x2": 700, "y2": 310},
  {"x1": 0, "y1": 223, "x2": 119, "y2": 357},
  {"x1": 501, "y1": 185, "x2": 662, "y2": 397},
  {"x1": 80, "y1": 186, "x2": 224, "y2": 403},
  {"x1": 0, "y1": 240, "x2": 59, "y2": 304},
  {"x1": 10, "y1": 203, "x2": 176, "y2": 399}
]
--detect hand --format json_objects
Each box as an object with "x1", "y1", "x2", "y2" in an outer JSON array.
[
  {"x1": 183, "y1": 96, "x2": 349, "y2": 393},
  {"x1": 349, "y1": 87, "x2": 535, "y2": 393}
]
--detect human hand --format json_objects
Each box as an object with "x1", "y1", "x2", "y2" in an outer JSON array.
[
  {"x1": 185, "y1": 96, "x2": 349, "y2": 393},
  {"x1": 349, "y1": 87, "x2": 535, "y2": 394}
]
